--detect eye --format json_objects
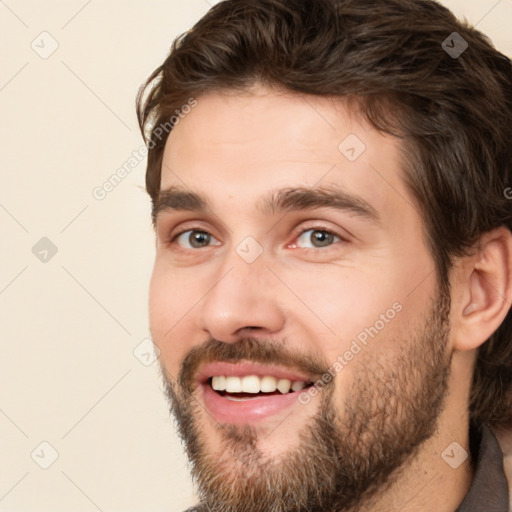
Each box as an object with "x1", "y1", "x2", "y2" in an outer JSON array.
[
  {"x1": 294, "y1": 228, "x2": 342, "y2": 249},
  {"x1": 173, "y1": 229, "x2": 221, "y2": 249}
]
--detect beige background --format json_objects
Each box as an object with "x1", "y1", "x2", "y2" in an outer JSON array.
[{"x1": 0, "y1": 1, "x2": 510, "y2": 511}]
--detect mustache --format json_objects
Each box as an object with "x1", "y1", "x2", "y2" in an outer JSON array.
[{"x1": 176, "y1": 337, "x2": 331, "y2": 393}]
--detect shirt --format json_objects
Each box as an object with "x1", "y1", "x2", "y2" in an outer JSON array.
[
  {"x1": 455, "y1": 424, "x2": 509, "y2": 512},
  {"x1": 183, "y1": 424, "x2": 510, "y2": 512}
]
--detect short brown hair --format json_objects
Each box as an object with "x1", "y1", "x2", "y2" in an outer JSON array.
[{"x1": 136, "y1": 0, "x2": 512, "y2": 429}]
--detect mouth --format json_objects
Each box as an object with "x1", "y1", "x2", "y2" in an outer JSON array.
[{"x1": 196, "y1": 361, "x2": 317, "y2": 424}]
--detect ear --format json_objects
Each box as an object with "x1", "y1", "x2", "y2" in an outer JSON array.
[{"x1": 452, "y1": 226, "x2": 512, "y2": 352}]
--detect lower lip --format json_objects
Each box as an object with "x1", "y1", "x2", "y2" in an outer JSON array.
[{"x1": 200, "y1": 383, "x2": 310, "y2": 424}]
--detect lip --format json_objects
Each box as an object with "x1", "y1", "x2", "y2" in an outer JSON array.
[{"x1": 196, "y1": 361, "x2": 317, "y2": 425}]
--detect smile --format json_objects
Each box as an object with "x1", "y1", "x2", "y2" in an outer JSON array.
[
  {"x1": 211, "y1": 375, "x2": 310, "y2": 398},
  {"x1": 196, "y1": 362, "x2": 317, "y2": 424}
]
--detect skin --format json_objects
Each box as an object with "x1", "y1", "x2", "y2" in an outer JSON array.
[{"x1": 148, "y1": 84, "x2": 512, "y2": 511}]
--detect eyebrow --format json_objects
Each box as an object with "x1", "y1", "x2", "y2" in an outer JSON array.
[{"x1": 153, "y1": 185, "x2": 379, "y2": 226}]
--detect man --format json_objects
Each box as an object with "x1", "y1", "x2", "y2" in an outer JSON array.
[{"x1": 136, "y1": 0, "x2": 512, "y2": 511}]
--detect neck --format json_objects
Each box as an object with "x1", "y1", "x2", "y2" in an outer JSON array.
[
  {"x1": 350, "y1": 351, "x2": 476, "y2": 512},
  {"x1": 355, "y1": 424, "x2": 473, "y2": 512}
]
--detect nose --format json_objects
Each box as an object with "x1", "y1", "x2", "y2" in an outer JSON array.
[{"x1": 197, "y1": 247, "x2": 286, "y2": 343}]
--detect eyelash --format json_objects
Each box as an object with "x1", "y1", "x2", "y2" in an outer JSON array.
[{"x1": 168, "y1": 224, "x2": 346, "y2": 251}]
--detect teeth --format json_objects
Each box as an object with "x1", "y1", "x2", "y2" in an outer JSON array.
[
  {"x1": 291, "y1": 380, "x2": 307, "y2": 392},
  {"x1": 210, "y1": 375, "x2": 309, "y2": 394},
  {"x1": 241, "y1": 375, "x2": 261, "y2": 393},
  {"x1": 211, "y1": 376, "x2": 226, "y2": 391},
  {"x1": 276, "y1": 379, "x2": 291, "y2": 394},
  {"x1": 260, "y1": 376, "x2": 277, "y2": 392},
  {"x1": 225, "y1": 376, "x2": 242, "y2": 393}
]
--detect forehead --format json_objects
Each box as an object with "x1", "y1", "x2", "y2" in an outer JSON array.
[{"x1": 160, "y1": 86, "x2": 412, "y2": 220}]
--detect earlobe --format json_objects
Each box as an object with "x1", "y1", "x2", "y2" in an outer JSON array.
[{"x1": 453, "y1": 227, "x2": 512, "y2": 352}]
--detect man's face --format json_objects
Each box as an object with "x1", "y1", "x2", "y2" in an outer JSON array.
[{"x1": 149, "y1": 86, "x2": 453, "y2": 511}]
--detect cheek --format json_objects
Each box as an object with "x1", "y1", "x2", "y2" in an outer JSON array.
[
  {"x1": 285, "y1": 257, "x2": 431, "y2": 365},
  {"x1": 285, "y1": 266, "x2": 394, "y2": 342},
  {"x1": 148, "y1": 264, "x2": 172, "y2": 337},
  {"x1": 148, "y1": 262, "x2": 198, "y2": 371},
  {"x1": 149, "y1": 259, "x2": 200, "y2": 324}
]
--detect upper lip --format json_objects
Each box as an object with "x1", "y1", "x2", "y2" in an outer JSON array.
[{"x1": 196, "y1": 361, "x2": 317, "y2": 385}]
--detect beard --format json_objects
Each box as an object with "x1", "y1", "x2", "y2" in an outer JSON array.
[{"x1": 160, "y1": 286, "x2": 452, "y2": 512}]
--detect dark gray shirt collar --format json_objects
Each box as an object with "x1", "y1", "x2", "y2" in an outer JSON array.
[{"x1": 455, "y1": 424, "x2": 509, "y2": 512}]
